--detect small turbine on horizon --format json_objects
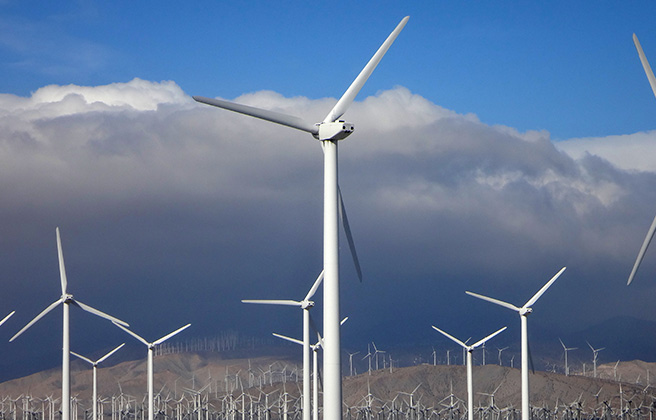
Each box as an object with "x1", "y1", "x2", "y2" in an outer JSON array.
[{"x1": 466, "y1": 266, "x2": 566, "y2": 420}]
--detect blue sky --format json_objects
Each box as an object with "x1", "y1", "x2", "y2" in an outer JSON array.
[{"x1": 2, "y1": 1, "x2": 656, "y2": 380}]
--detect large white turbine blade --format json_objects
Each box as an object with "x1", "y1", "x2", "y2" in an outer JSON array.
[
  {"x1": 633, "y1": 34, "x2": 656, "y2": 100},
  {"x1": 73, "y1": 300, "x2": 129, "y2": 327},
  {"x1": 338, "y1": 187, "x2": 363, "y2": 282},
  {"x1": 0, "y1": 311, "x2": 15, "y2": 327},
  {"x1": 193, "y1": 96, "x2": 319, "y2": 135},
  {"x1": 96, "y1": 343, "x2": 125, "y2": 364},
  {"x1": 112, "y1": 321, "x2": 150, "y2": 347},
  {"x1": 241, "y1": 299, "x2": 302, "y2": 307},
  {"x1": 341, "y1": 316, "x2": 349, "y2": 326},
  {"x1": 153, "y1": 323, "x2": 191, "y2": 346},
  {"x1": 10, "y1": 298, "x2": 62, "y2": 342},
  {"x1": 465, "y1": 291, "x2": 521, "y2": 312},
  {"x1": 627, "y1": 214, "x2": 656, "y2": 285},
  {"x1": 523, "y1": 267, "x2": 566, "y2": 308},
  {"x1": 70, "y1": 351, "x2": 94, "y2": 365},
  {"x1": 431, "y1": 325, "x2": 468, "y2": 349},
  {"x1": 471, "y1": 326, "x2": 507, "y2": 349},
  {"x1": 304, "y1": 270, "x2": 324, "y2": 302},
  {"x1": 323, "y1": 16, "x2": 409, "y2": 123},
  {"x1": 56, "y1": 227, "x2": 67, "y2": 295},
  {"x1": 273, "y1": 333, "x2": 303, "y2": 346}
]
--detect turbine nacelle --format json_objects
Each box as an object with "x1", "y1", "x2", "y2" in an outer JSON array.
[
  {"x1": 301, "y1": 300, "x2": 314, "y2": 310},
  {"x1": 314, "y1": 121, "x2": 354, "y2": 141},
  {"x1": 520, "y1": 307, "x2": 532, "y2": 316}
]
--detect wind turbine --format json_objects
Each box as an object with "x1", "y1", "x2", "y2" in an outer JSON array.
[
  {"x1": 10, "y1": 228, "x2": 129, "y2": 420},
  {"x1": 558, "y1": 338, "x2": 577, "y2": 376},
  {"x1": 466, "y1": 266, "x2": 566, "y2": 420},
  {"x1": 628, "y1": 34, "x2": 656, "y2": 285},
  {"x1": 193, "y1": 16, "x2": 409, "y2": 420},
  {"x1": 242, "y1": 271, "x2": 323, "y2": 420},
  {"x1": 71, "y1": 343, "x2": 125, "y2": 420},
  {"x1": 586, "y1": 341, "x2": 605, "y2": 378},
  {"x1": 431, "y1": 325, "x2": 507, "y2": 420},
  {"x1": 113, "y1": 322, "x2": 191, "y2": 420}
]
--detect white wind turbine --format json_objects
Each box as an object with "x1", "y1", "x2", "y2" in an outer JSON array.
[
  {"x1": 431, "y1": 325, "x2": 507, "y2": 420},
  {"x1": 193, "y1": 16, "x2": 408, "y2": 420},
  {"x1": 586, "y1": 341, "x2": 605, "y2": 378},
  {"x1": 242, "y1": 271, "x2": 324, "y2": 420},
  {"x1": 10, "y1": 228, "x2": 129, "y2": 420},
  {"x1": 466, "y1": 266, "x2": 566, "y2": 420},
  {"x1": 628, "y1": 34, "x2": 656, "y2": 285},
  {"x1": 113, "y1": 322, "x2": 191, "y2": 420},
  {"x1": 558, "y1": 338, "x2": 577, "y2": 376},
  {"x1": 71, "y1": 343, "x2": 125, "y2": 420}
]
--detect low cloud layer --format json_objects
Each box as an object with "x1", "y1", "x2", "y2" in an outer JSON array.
[{"x1": 0, "y1": 79, "x2": 654, "y2": 378}]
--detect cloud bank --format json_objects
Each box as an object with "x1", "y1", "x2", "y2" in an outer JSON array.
[{"x1": 0, "y1": 78, "x2": 654, "y2": 378}]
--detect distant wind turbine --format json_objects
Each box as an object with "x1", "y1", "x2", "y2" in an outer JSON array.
[
  {"x1": 71, "y1": 343, "x2": 125, "y2": 420},
  {"x1": 113, "y1": 322, "x2": 191, "y2": 420},
  {"x1": 10, "y1": 228, "x2": 129, "y2": 420},
  {"x1": 194, "y1": 16, "x2": 409, "y2": 420},
  {"x1": 466, "y1": 266, "x2": 566, "y2": 420},
  {"x1": 628, "y1": 34, "x2": 656, "y2": 285},
  {"x1": 558, "y1": 338, "x2": 577, "y2": 376},
  {"x1": 587, "y1": 341, "x2": 605, "y2": 378},
  {"x1": 431, "y1": 325, "x2": 507, "y2": 420}
]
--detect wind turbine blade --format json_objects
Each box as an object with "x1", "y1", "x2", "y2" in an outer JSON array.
[
  {"x1": 56, "y1": 227, "x2": 67, "y2": 295},
  {"x1": 323, "y1": 16, "x2": 410, "y2": 123},
  {"x1": 96, "y1": 343, "x2": 126, "y2": 364},
  {"x1": 304, "y1": 271, "x2": 324, "y2": 302},
  {"x1": 338, "y1": 187, "x2": 363, "y2": 282},
  {"x1": 528, "y1": 338, "x2": 535, "y2": 374},
  {"x1": 523, "y1": 267, "x2": 566, "y2": 308},
  {"x1": 153, "y1": 324, "x2": 191, "y2": 346},
  {"x1": 627, "y1": 213, "x2": 656, "y2": 285},
  {"x1": 431, "y1": 325, "x2": 468, "y2": 349},
  {"x1": 465, "y1": 291, "x2": 521, "y2": 312},
  {"x1": 241, "y1": 299, "x2": 302, "y2": 307},
  {"x1": 633, "y1": 34, "x2": 656, "y2": 100},
  {"x1": 10, "y1": 298, "x2": 62, "y2": 342},
  {"x1": 193, "y1": 96, "x2": 318, "y2": 135},
  {"x1": 70, "y1": 351, "x2": 94, "y2": 365},
  {"x1": 340, "y1": 316, "x2": 348, "y2": 326},
  {"x1": 0, "y1": 311, "x2": 15, "y2": 327},
  {"x1": 272, "y1": 333, "x2": 303, "y2": 346},
  {"x1": 73, "y1": 300, "x2": 129, "y2": 327},
  {"x1": 471, "y1": 326, "x2": 507, "y2": 349},
  {"x1": 112, "y1": 321, "x2": 150, "y2": 347},
  {"x1": 559, "y1": 338, "x2": 566, "y2": 350}
]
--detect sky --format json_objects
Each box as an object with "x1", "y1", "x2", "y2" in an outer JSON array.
[{"x1": 1, "y1": 1, "x2": 656, "y2": 380}]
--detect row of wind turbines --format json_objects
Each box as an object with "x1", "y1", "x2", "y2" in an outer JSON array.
[{"x1": 3, "y1": 14, "x2": 656, "y2": 420}]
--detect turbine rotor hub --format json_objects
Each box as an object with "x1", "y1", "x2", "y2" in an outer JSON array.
[
  {"x1": 301, "y1": 300, "x2": 314, "y2": 309},
  {"x1": 314, "y1": 121, "x2": 354, "y2": 141},
  {"x1": 62, "y1": 294, "x2": 73, "y2": 303},
  {"x1": 520, "y1": 307, "x2": 532, "y2": 316}
]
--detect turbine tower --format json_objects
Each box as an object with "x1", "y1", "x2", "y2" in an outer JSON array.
[
  {"x1": 432, "y1": 325, "x2": 507, "y2": 420},
  {"x1": 113, "y1": 322, "x2": 191, "y2": 420},
  {"x1": 242, "y1": 271, "x2": 324, "y2": 420},
  {"x1": 71, "y1": 343, "x2": 125, "y2": 420},
  {"x1": 193, "y1": 16, "x2": 409, "y2": 420},
  {"x1": 628, "y1": 34, "x2": 656, "y2": 285},
  {"x1": 10, "y1": 228, "x2": 129, "y2": 420},
  {"x1": 466, "y1": 266, "x2": 566, "y2": 420}
]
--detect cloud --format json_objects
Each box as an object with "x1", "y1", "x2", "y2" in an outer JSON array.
[{"x1": 0, "y1": 79, "x2": 655, "y2": 379}]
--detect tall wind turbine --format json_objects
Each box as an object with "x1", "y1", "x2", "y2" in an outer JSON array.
[
  {"x1": 242, "y1": 271, "x2": 324, "y2": 420},
  {"x1": 193, "y1": 16, "x2": 409, "y2": 420},
  {"x1": 628, "y1": 34, "x2": 656, "y2": 285},
  {"x1": 431, "y1": 325, "x2": 507, "y2": 420},
  {"x1": 558, "y1": 338, "x2": 577, "y2": 376},
  {"x1": 586, "y1": 341, "x2": 605, "y2": 378},
  {"x1": 71, "y1": 343, "x2": 125, "y2": 420},
  {"x1": 10, "y1": 228, "x2": 129, "y2": 420},
  {"x1": 466, "y1": 266, "x2": 566, "y2": 420},
  {"x1": 113, "y1": 322, "x2": 191, "y2": 420}
]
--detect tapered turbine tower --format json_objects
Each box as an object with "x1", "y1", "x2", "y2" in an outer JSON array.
[{"x1": 193, "y1": 16, "x2": 409, "y2": 420}]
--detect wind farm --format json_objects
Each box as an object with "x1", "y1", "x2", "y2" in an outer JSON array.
[{"x1": 1, "y1": 4, "x2": 656, "y2": 420}]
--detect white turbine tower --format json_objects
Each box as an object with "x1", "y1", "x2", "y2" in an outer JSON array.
[
  {"x1": 431, "y1": 325, "x2": 507, "y2": 420},
  {"x1": 558, "y1": 338, "x2": 577, "y2": 376},
  {"x1": 10, "y1": 228, "x2": 129, "y2": 420},
  {"x1": 71, "y1": 343, "x2": 125, "y2": 420},
  {"x1": 627, "y1": 34, "x2": 656, "y2": 285},
  {"x1": 242, "y1": 271, "x2": 324, "y2": 420},
  {"x1": 113, "y1": 323, "x2": 191, "y2": 420},
  {"x1": 466, "y1": 266, "x2": 566, "y2": 420},
  {"x1": 193, "y1": 16, "x2": 409, "y2": 420}
]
